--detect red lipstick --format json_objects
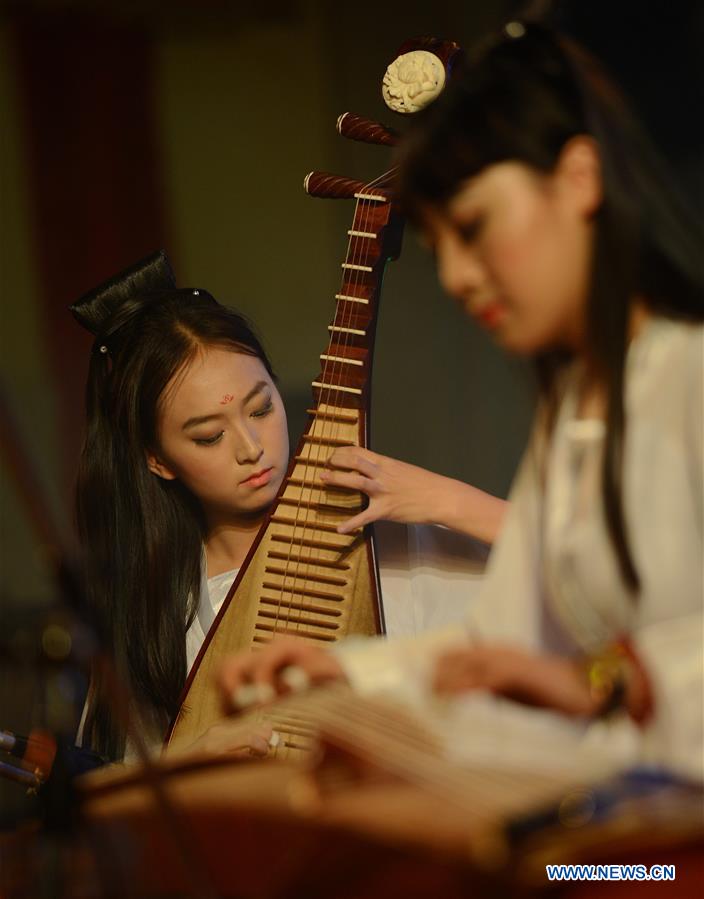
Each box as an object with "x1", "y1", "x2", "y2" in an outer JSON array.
[
  {"x1": 240, "y1": 467, "x2": 273, "y2": 488},
  {"x1": 475, "y1": 302, "x2": 506, "y2": 330}
]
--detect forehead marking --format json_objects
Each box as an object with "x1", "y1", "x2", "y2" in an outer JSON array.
[{"x1": 220, "y1": 394, "x2": 234, "y2": 405}]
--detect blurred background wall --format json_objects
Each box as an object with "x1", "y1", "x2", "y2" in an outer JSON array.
[
  {"x1": 0, "y1": 0, "x2": 702, "y2": 813},
  {"x1": 1, "y1": 0, "x2": 531, "y2": 611}
]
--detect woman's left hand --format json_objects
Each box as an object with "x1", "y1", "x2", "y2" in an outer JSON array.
[
  {"x1": 320, "y1": 446, "x2": 506, "y2": 543},
  {"x1": 433, "y1": 644, "x2": 597, "y2": 717},
  {"x1": 320, "y1": 447, "x2": 441, "y2": 533}
]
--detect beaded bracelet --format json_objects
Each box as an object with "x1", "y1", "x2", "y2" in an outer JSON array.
[
  {"x1": 583, "y1": 644, "x2": 630, "y2": 718},
  {"x1": 583, "y1": 639, "x2": 654, "y2": 724}
]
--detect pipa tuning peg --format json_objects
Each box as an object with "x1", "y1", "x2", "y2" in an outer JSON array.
[
  {"x1": 336, "y1": 113, "x2": 399, "y2": 147},
  {"x1": 303, "y1": 171, "x2": 391, "y2": 202}
]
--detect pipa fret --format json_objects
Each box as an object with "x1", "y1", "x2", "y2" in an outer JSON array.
[
  {"x1": 293, "y1": 454, "x2": 327, "y2": 466},
  {"x1": 277, "y1": 497, "x2": 363, "y2": 516},
  {"x1": 305, "y1": 409, "x2": 358, "y2": 423},
  {"x1": 262, "y1": 581, "x2": 345, "y2": 602},
  {"x1": 266, "y1": 550, "x2": 350, "y2": 571},
  {"x1": 302, "y1": 435, "x2": 355, "y2": 448},
  {"x1": 270, "y1": 514, "x2": 359, "y2": 536},
  {"x1": 271, "y1": 534, "x2": 351, "y2": 552},
  {"x1": 264, "y1": 565, "x2": 347, "y2": 587},
  {"x1": 253, "y1": 623, "x2": 337, "y2": 642},
  {"x1": 259, "y1": 598, "x2": 342, "y2": 617},
  {"x1": 257, "y1": 610, "x2": 340, "y2": 631}
]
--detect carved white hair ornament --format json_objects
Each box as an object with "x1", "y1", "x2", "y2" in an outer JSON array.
[{"x1": 382, "y1": 49, "x2": 445, "y2": 114}]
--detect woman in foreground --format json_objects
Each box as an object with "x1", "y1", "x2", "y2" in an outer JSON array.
[{"x1": 221, "y1": 22, "x2": 703, "y2": 780}]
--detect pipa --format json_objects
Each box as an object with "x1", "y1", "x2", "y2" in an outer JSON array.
[{"x1": 167, "y1": 37, "x2": 463, "y2": 755}]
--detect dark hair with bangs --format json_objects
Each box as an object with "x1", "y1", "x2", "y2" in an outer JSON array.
[
  {"x1": 72, "y1": 251, "x2": 274, "y2": 760},
  {"x1": 398, "y1": 22, "x2": 704, "y2": 593}
]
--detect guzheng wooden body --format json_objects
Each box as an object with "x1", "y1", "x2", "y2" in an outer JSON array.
[{"x1": 79, "y1": 688, "x2": 704, "y2": 899}]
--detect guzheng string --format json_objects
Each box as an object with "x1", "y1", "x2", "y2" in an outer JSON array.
[
  {"x1": 269, "y1": 168, "x2": 397, "y2": 651},
  {"x1": 262, "y1": 684, "x2": 524, "y2": 812},
  {"x1": 256, "y1": 685, "x2": 603, "y2": 822}
]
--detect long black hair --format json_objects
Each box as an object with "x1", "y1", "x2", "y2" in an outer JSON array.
[
  {"x1": 71, "y1": 251, "x2": 274, "y2": 760},
  {"x1": 398, "y1": 21, "x2": 704, "y2": 592}
]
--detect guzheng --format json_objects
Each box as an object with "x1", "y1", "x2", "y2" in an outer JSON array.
[{"x1": 81, "y1": 686, "x2": 704, "y2": 899}]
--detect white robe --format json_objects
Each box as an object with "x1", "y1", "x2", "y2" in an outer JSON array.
[{"x1": 336, "y1": 318, "x2": 704, "y2": 781}]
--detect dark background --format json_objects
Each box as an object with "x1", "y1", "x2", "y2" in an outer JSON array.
[{"x1": 1, "y1": 0, "x2": 702, "y2": 817}]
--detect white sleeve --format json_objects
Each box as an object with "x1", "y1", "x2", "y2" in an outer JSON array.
[
  {"x1": 338, "y1": 438, "x2": 551, "y2": 699},
  {"x1": 463, "y1": 439, "x2": 563, "y2": 651},
  {"x1": 627, "y1": 331, "x2": 704, "y2": 779},
  {"x1": 375, "y1": 519, "x2": 489, "y2": 638},
  {"x1": 630, "y1": 612, "x2": 704, "y2": 780},
  {"x1": 336, "y1": 625, "x2": 470, "y2": 708},
  {"x1": 577, "y1": 325, "x2": 704, "y2": 779}
]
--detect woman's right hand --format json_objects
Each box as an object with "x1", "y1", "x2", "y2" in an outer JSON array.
[{"x1": 219, "y1": 637, "x2": 348, "y2": 712}]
